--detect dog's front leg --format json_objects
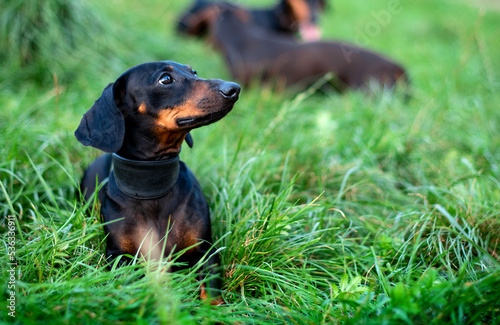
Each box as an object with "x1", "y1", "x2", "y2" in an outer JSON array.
[{"x1": 197, "y1": 245, "x2": 224, "y2": 305}]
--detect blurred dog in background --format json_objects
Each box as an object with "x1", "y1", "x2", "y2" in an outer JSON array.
[
  {"x1": 178, "y1": 4, "x2": 407, "y2": 92},
  {"x1": 178, "y1": 0, "x2": 326, "y2": 41}
]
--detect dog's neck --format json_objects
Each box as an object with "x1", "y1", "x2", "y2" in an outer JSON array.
[
  {"x1": 112, "y1": 153, "x2": 180, "y2": 200},
  {"x1": 117, "y1": 129, "x2": 187, "y2": 161}
]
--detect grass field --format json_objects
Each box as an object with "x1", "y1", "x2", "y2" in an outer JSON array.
[{"x1": 1, "y1": 0, "x2": 500, "y2": 323}]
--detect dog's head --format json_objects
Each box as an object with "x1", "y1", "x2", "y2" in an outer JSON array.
[
  {"x1": 177, "y1": 1, "x2": 246, "y2": 37},
  {"x1": 75, "y1": 61, "x2": 240, "y2": 160},
  {"x1": 278, "y1": 0, "x2": 326, "y2": 41}
]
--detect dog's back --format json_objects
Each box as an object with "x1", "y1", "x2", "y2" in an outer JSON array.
[
  {"x1": 80, "y1": 153, "x2": 112, "y2": 202},
  {"x1": 213, "y1": 10, "x2": 407, "y2": 91}
]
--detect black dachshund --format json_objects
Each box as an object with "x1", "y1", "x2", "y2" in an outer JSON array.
[{"x1": 75, "y1": 61, "x2": 240, "y2": 305}]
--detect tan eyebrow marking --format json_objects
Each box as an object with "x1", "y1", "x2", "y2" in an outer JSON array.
[{"x1": 138, "y1": 102, "x2": 147, "y2": 114}]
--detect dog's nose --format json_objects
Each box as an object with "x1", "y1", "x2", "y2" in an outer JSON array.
[{"x1": 219, "y1": 82, "x2": 241, "y2": 99}]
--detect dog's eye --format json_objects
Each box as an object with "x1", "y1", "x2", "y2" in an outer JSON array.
[
  {"x1": 192, "y1": 70, "x2": 197, "y2": 77},
  {"x1": 159, "y1": 75, "x2": 173, "y2": 85}
]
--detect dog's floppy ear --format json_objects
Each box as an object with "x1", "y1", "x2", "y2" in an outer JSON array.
[{"x1": 75, "y1": 83, "x2": 125, "y2": 153}]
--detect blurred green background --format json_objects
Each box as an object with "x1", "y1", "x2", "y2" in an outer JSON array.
[{"x1": 1, "y1": 0, "x2": 499, "y2": 324}]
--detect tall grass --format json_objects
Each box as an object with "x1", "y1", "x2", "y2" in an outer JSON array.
[
  {"x1": 1, "y1": 0, "x2": 500, "y2": 323},
  {"x1": 0, "y1": 0, "x2": 113, "y2": 84}
]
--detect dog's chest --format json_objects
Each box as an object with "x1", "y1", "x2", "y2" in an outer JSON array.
[{"x1": 104, "y1": 182, "x2": 210, "y2": 261}]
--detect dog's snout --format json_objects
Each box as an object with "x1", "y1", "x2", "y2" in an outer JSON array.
[{"x1": 219, "y1": 82, "x2": 241, "y2": 99}]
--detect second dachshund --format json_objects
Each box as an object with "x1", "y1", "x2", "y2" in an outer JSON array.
[{"x1": 179, "y1": 5, "x2": 407, "y2": 92}]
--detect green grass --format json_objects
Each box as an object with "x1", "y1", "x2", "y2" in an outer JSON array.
[{"x1": 1, "y1": 0, "x2": 500, "y2": 323}]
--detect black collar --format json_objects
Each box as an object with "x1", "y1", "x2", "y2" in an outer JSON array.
[{"x1": 112, "y1": 153, "x2": 180, "y2": 200}]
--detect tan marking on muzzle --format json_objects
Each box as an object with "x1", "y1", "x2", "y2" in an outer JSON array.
[
  {"x1": 156, "y1": 82, "x2": 211, "y2": 130},
  {"x1": 287, "y1": 0, "x2": 311, "y2": 24}
]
